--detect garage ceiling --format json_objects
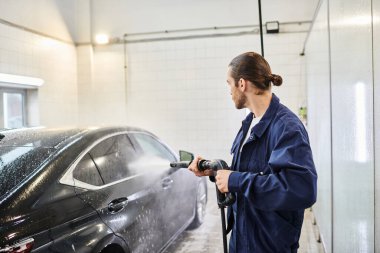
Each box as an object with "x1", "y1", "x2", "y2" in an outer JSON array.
[{"x1": 92, "y1": 0, "x2": 320, "y2": 35}]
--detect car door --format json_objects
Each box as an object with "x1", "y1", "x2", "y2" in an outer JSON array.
[
  {"x1": 68, "y1": 134, "x2": 166, "y2": 253},
  {"x1": 128, "y1": 132, "x2": 195, "y2": 244}
]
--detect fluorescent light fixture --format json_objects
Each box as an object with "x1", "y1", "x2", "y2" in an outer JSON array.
[
  {"x1": 95, "y1": 34, "x2": 110, "y2": 45},
  {"x1": 332, "y1": 15, "x2": 379, "y2": 27},
  {"x1": 354, "y1": 81, "x2": 368, "y2": 163},
  {"x1": 0, "y1": 73, "x2": 44, "y2": 87},
  {"x1": 343, "y1": 15, "x2": 372, "y2": 26}
]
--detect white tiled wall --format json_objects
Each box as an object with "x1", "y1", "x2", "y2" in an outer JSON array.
[
  {"x1": 77, "y1": 44, "x2": 127, "y2": 126},
  {"x1": 125, "y1": 33, "x2": 307, "y2": 162},
  {"x1": 0, "y1": 22, "x2": 78, "y2": 127}
]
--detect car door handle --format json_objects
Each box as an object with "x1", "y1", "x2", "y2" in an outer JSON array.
[
  {"x1": 162, "y1": 177, "x2": 174, "y2": 189},
  {"x1": 108, "y1": 197, "x2": 128, "y2": 213}
]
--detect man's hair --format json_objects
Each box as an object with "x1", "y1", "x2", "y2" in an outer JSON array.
[{"x1": 228, "y1": 52, "x2": 283, "y2": 89}]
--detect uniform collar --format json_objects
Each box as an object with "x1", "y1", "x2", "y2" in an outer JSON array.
[{"x1": 243, "y1": 93, "x2": 280, "y2": 140}]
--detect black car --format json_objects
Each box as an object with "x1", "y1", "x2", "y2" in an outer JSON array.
[{"x1": 0, "y1": 127, "x2": 207, "y2": 253}]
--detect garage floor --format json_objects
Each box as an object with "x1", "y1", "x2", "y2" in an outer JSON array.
[{"x1": 164, "y1": 182, "x2": 324, "y2": 253}]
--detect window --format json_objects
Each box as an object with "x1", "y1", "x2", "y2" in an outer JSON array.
[
  {"x1": 89, "y1": 135, "x2": 137, "y2": 184},
  {"x1": 0, "y1": 88, "x2": 26, "y2": 129},
  {"x1": 130, "y1": 133, "x2": 176, "y2": 161},
  {"x1": 73, "y1": 154, "x2": 104, "y2": 186},
  {"x1": 0, "y1": 146, "x2": 53, "y2": 198}
]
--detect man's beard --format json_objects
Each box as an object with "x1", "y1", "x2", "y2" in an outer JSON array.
[{"x1": 234, "y1": 92, "x2": 247, "y2": 109}]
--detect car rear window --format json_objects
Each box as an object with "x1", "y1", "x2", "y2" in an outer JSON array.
[{"x1": 0, "y1": 145, "x2": 55, "y2": 199}]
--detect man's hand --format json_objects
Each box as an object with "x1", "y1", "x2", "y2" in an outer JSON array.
[
  {"x1": 188, "y1": 155, "x2": 214, "y2": 177},
  {"x1": 215, "y1": 170, "x2": 233, "y2": 193}
]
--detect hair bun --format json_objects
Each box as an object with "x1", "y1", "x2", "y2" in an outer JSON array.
[{"x1": 270, "y1": 74, "x2": 283, "y2": 86}]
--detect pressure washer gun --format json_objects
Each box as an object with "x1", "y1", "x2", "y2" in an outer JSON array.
[{"x1": 170, "y1": 159, "x2": 236, "y2": 207}]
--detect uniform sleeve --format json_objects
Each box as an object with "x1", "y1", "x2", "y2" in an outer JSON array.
[{"x1": 228, "y1": 123, "x2": 317, "y2": 211}]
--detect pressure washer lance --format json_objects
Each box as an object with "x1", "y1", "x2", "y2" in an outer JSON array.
[
  {"x1": 170, "y1": 159, "x2": 235, "y2": 253},
  {"x1": 170, "y1": 159, "x2": 235, "y2": 206}
]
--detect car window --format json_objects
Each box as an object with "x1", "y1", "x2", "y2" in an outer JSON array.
[
  {"x1": 130, "y1": 133, "x2": 175, "y2": 161},
  {"x1": 73, "y1": 154, "x2": 103, "y2": 186},
  {"x1": 89, "y1": 134, "x2": 137, "y2": 184},
  {"x1": 0, "y1": 146, "x2": 54, "y2": 199}
]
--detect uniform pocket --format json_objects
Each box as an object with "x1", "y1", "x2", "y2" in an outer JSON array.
[
  {"x1": 255, "y1": 210, "x2": 300, "y2": 252},
  {"x1": 272, "y1": 211, "x2": 300, "y2": 250}
]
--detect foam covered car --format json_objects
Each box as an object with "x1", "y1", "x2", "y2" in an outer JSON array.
[{"x1": 0, "y1": 127, "x2": 207, "y2": 253}]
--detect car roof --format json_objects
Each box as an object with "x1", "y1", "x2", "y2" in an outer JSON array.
[
  {"x1": 0, "y1": 127, "x2": 88, "y2": 148},
  {"x1": 0, "y1": 126, "x2": 149, "y2": 148}
]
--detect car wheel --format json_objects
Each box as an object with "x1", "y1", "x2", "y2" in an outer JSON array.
[
  {"x1": 100, "y1": 244, "x2": 125, "y2": 253},
  {"x1": 188, "y1": 181, "x2": 207, "y2": 229}
]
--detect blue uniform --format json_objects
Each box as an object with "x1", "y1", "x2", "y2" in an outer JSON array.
[{"x1": 227, "y1": 94, "x2": 317, "y2": 253}]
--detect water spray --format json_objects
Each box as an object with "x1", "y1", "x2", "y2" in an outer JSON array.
[{"x1": 170, "y1": 158, "x2": 235, "y2": 253}]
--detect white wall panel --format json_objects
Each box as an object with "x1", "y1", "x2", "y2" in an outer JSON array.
[
  {"x1": 374, "y1": 0, "x2": 380, "y2": 251},
  {"x1": 305, "y1": 0, "x2": 332, "y2": 251},
  {"x1": 329, "y1": 0, "x2": 374, "y2": 252}
]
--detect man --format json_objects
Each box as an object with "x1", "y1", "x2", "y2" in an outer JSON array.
[{"x1": 189, "y1": 52, "x2": 317, "y2": 253}]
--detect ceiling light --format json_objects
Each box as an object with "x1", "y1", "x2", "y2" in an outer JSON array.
[{"x1": 95, "y1": 34, "x2": 110, "y2": 45}]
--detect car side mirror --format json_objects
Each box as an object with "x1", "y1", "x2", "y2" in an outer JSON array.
[{"x1": 179, "y1": 150, "x2": 194, "y2": 162}]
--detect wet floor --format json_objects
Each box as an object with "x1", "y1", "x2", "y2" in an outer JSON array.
[{"x1": 164, "y1": 182, "x2": 324, "y2": 253}]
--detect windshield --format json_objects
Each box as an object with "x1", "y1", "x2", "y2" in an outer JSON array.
[{"x1": 0, "y1": 146, "x2": 55, "y2": 198}]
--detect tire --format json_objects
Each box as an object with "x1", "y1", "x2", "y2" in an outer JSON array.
[
  {"x1": 100, "y1": 244, "x2": 125, "y2": 253},
  {"x1": 188, "y1": 181, "x2": 207, "y2": 229}
]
